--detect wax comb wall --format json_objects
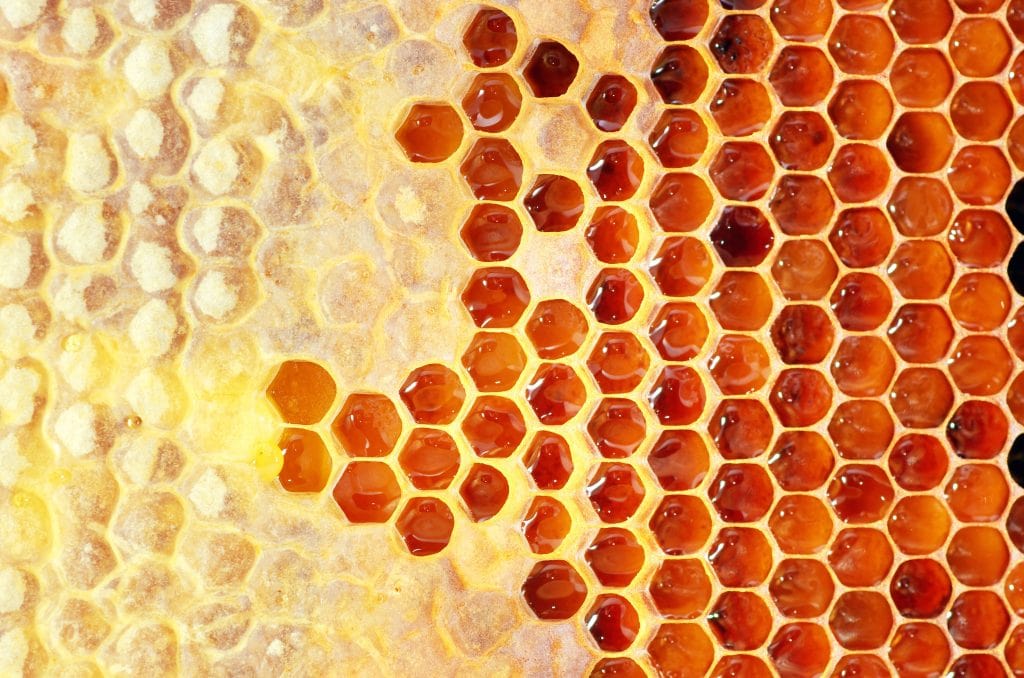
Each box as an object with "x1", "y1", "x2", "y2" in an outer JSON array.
[{"x1": 2, "y1": 0, "x2": 1024, "y2": 675}]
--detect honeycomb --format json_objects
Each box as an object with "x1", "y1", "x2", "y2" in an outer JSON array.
[{"x1": 2, "y1": 0, "x2": 1024, "y2": 675}]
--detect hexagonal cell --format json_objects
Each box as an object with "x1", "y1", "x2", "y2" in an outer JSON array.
[
  {"x1": 829, "y1": 207, "x2": 894, "y2": 268},
  {"x1": 266, "y1": 360, "x2": 337, "y2": 425},
  {"x1": 829, "y1": 400, "x2": 894, "y2": 460},
  {"x1": 649, "y1": 173, "x2": 714, "y2": 232},
  {"x1": 770, "y1": 175, "x2": 834, "y2": 237},
  {"x1": 461, "y1": 395, "x2": 525, "y2": 458},
  {"x1": 769, "y1": 558, "x2": 835, "y2": 618},
  {"x1": 587, "y1": 332, "x2": 650, "y2": 394},
  {"x1": 888, "y1": 495, "x2": 951, "y2": 555},
  {"x1": 708, "y1": 337, "x2": 770, "y2": 396},
  {"x1": 948, "y1": 145, "x2": 1011, "y2": 206},
  {"x1": 769, "y1": 47, "x2": 833, "y2": 107},
  {"x1": 459, "y1": 203, "x2": 522, "y2": 262},
  {"x1": 890, "y1": 368, "x2": 954, "y2": 429},
  {"x1": 649, "y1": 624, "x2": 714, "y2": 678},
  {"x1": 277, "y1": 428, "x2": 332, "y2": 493},
  {"x1": 394, "y1": 103, "x2": 464, "y2": 163},
  {"x1": 522, "y1": 41, "x2": 579, "y2": 97},
  {"x1": 830, "y1": 273, "x2": 892, "y2": 331},
  {"x1": 950, "y1": 273, "x2": 1011, "y2": 331},
  {"x1": 522, "y1": 431, "x2": 573, "y2": 489},
  {"x1": 648, "y1": 365, "x2": 705, "y2": 425},
  {"x1": 649, "y1": 302, "x2": 708, "y2": 362},
  {"x1": 771, "y1": 304, "x2": 834, "y2": 364},
  {"x1": 525, "y1": 299, "x2": 587, "y2": 359},
  {"x1": 587, "y1": 462, "x2": 645, "y2": 523},
  {"x1": 950, "y1": 18, "x2": 1011, "y2": 76},
  {"x1": 395, "y1": 497, "x2": 454, "y2": 556},
  {"x1": 709, "y1": 142, "x2": 774, "y2": 201},
  {"x1": 585, "y1": 75, "x2": 638, "y2": 133},
  {"x1": 521, "y1": 560, "x2": 587, "y2": 619},
  {"x1": 586, "y1": 528, "x2": 644, "y2": 587},
  {"x1": 708, "y1": 464, "x2": 774, "y2": 523},
  {"x1": 709, "y1": 15, "x2": 774, "y2": 74},
  {"x1": 460, "y1": 331, "x2": 527, "y2": 393},
  {"x1": 588, "y1": 398, "x2": 645, "y2": 458},
  {"x1": 771, "y1": 240, "x2": 838, "y2": 301},
  {"x1": 650, "y1": 495, "x2": 712, "y2": 555},
  {"x1": 711, "y1": 656, "x2": 773, "y2": 677},
  {"x1": 649, "y1": 236, "x2": 713, "y2": 298},
  {"x1": 829, "y1": 591, "x2": 894, "y2": 651},
  {"x1": 710, "y1": 271, "x2": 774, "y2": 331},
  {"x1": 769, "y1": 369, "x2": 832, "y2": 427},
  {"x1": 888, "y1": 433, "x2": 949, "y2": 491},
  {"x1": 459, "y1": 463, "x2": 509, "y2": 522},
  {"x1": 650, "y1": 559, "x2": 712, "y2": 619},
  {"x1": 523, "y1": 174, "x2": 584, "y2": 232},
  {"x1": 331, "y1": 393, "x2": 401, "y2": 458},
  {"x1": 332, "y1": 461, "x2": 401, "y2": 523},
  {"x1": 709, "y1": 78, "x2": 772, "y2": 137},
  {"x1": 651, "y1": 45, "x2": 709, "y2": 105},
  {"x1": 827, "y1": 464, "x2": 895, "y2": 524},
  {"x1": 828, "y1": 528, "x2": 894, "y2": 589},
  {"x1": 585, "y1": 594, "x2": 640, "y2": 651},
  {"x1": 461, "y1": 73, "x2": 522, "y2": 134},
  {"x1": 951, "y1": 82, "x2": 1012, "y2": 141},
  {"x1": 767, "y1": 623, "x2": 831, "y2": 676},
  {"x1": 590, "y1": 658, "x2": 646, "y2": 677},
  {"x1": 828, "y1": 81, "x2": 893, "y2": 140},
  {"x1": 585, "y1": 268, "x2": 644, "y2": 325},
  {"x1": 890, "y1": 558, "x2": 952, "y2": 618},
  {"x1": 828, "y1": 15, "x2": 894, "y2": 74},
  {"x1": 769, "y1": 431, "x2": 835, "y2": 491},
  {"x1": 889, "y1": 622, "x2": 951, "y2": 676},
  {"x1": 828, "y1": 143, "x2": 890, "y2": 203},
  {"x1": 398, "y1": 428, "x2": 459, "y2": 490},
  {"x1": 707, "y1": 591, "x2": 773, "y2": 651},
  {"x1": 769, "y1": 111, "x2": 833, "y2": 171},
  {"x1": 948, "y1": 527, "x2": 1009, "y2": 586},
  {"x1": 890, "y1": 0, "x2": 953, "y2": 43},
  {"x1": 831, "y1": 336, "x2": 895, "y2": 397},
  {"x1": 649, "y1": 110, "x2": 707, "y2": 168},
  {"x1": 648, "y1": 429, "x2": 709, "y2": 491},
  {"x1": 461, "y1": 267, "x2": 530, "y2": 328},
  {"x1": 771, "y1": 0, "x2": 832, "y2": 41},
  {"x1": 587, "y1": 140, "x2": 644, "y2": 201},
  {"x1": 586, "y1": 206, "x2": 639, "y2": 263},
  {"x1": 947, "y1": 400, "x2": 1008, "y2": 460},
  {"x1": 888, "y1": 176, "x2": 953, "y2": 237},
  {"x1": 521, "y1": 496, "x2": 571, "y2": 554},
  {"x1": 709, "y1": 527, "x2": 773, "y2": 587},
  {"x1": 891, "y1": 49, "x2": 954, "y2": 108},
  {"x1": 399, "y1": 363, "x2": 466, "y2": 425},
  {"x1": 462, "y1": 7, "x2": 517, "y2": 68},
  {"x1": 459, "y1": 138, "x2": 523, "y2": 201},
  {"x1": 886, "y1": 113, "x2": 954, "y2": 173},
  {"x1": 888, "y1": 241, "x2": 955, "y2": 300},
  {"x1": 525, "y1": 363, "x2": 586, "y2": 425},
  {"x1": 649, "y1": 0, "x2": 709, "y2": 41},
  {"x1": 709, "y1": 400, "x2": 773, "y2": 462},
  {"x1": 711, "y1": 206, "x2": 774, "y2": 267},
  {"x1": 945, "y1": 463, "x2": 1009, "y2": 522}
]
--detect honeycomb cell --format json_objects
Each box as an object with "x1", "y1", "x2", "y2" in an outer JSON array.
[
  {"x1": 650, "y1": 559, "x2": 712, "y2": 619},
  {"x1": 769, "y1": 495, "x2": 833, "y2": 554},
  {"x1": 832, "y1": 656, "x2": 891, "y2": 678},
  {"x1": 651, "y1": 495, "x2": 713, "y2": 555},
  {"x1": 521, "y1": 560, "x2": 587, "y2": 620},
  {"x1": 649, "y1": 302, "x2": 709, "y2": 361},
  {"x1": 523, "y1": 174, "x2": 584, "y2": 232},
  {"x1": 709, "y1": 142, "x2": 774, "y2": 201},
  {"x1": 394, "y1": 103, "x2": 464, "y2": 163},
  {"x1": 889, "y1": 0, "x2": 953, "y2": 43},
  {"x1": 587, "y1": 463, "x2": 645, "y2": 523},
  {"x1": 709, "y1": 527, "x2": 773, "y2": 588},
  {"x1": 460, "y1": 138, "x2": 524, "y2": 201},
  {"x1": 649, "y1": 429, "x2": 710, "y2": 491},
  {"x1": 586, "y1": 594, "x2": 639, "y2": 652},
  {"x1": 586, "y1": 207, "x2": 639, "y2": 264},
  {"x1": 831, "y1": 337, "x2": 895, "y2": 397},
  {"x1": 711, "y1": 207, "x2": 774, "y2": 268},
  {"x1": 709, "y1": 15, "x2": 774, "y2": 74},
  {"x1": 829, "y1": 527, "x2": 894, "y2": 586},
  {"x1": 460, "y1": 204, "x2": 523, "y2": 262},
  {"x1": 525, "y1": 363, "x2": 586, "y2": 425},
  {"x1": 461, "y1": 73, "x2": 522, "y2": 133},
  {"x1": 709, "y1": 78, "x2": 772, "y2": 136},
  {"x1": 710, "y1": 656, "x2": 773, "y2": 678},
  {"x1": 650, "y1": 173, "x2": 714, "y2": 232},
  {"x1": 948, "y1": 210, "x2": 1012, "y2": 267},
  {"x1": 769, "y1": 558, "x2": 835, "y2": 617},
  {"x1": 521, "y1": 496, "x2": 571, "y2": 554},
  {"x1": 459, "y1": 463, "x2": 508, "y2": 522},
  {"x1": 332, "y1": 462, "x2": 401, "y2": 524},
  {"x1": 708, "y1": 592, "x2": 773, "y2": 651},
  {"x1": 888, "y1": 623, "x2": 951, "y2": 677},
  {"x1": 461, "y1": 396, "x2": 526, "y2": 458},
  {"x1": 891, "y1": 559, "x2": 952, "y2": 618},
  {"x1": 830, "y1": 273, "x2": 892, "y2": 332},
  {"x1": 331, "y1": 393, "x2": 401, "y2": 458},
  {"x1": 398, "y1": 428, "x2": 460, "y2": 490},
  {"x1": 951, "y1": 83, "x2": 1012, "y2": 142},
  {"x1": 830, "y1": 592, "x2": 893, "y2": 651},
  {"x1": 649, "y1": 236, "x2": 713, "y2": 297},
  {"x1": 948, "y1": 145, "x2": 1012, "y2": 206},
  {"x1": 651, "y1": 45, "x2": 709, "y2": 105},
  {"x1": 647, "y1": 624, "x2": 714, "y2": 677},
  {"x1": 888, "y1": 241, "x2": 954, "y2": 301},
  {"x1": 710, "y1": 272, "x2": 773, "y2": 331},
  {"x1": 828, "y1": 144, "x2": 890, "y2": 203},
  {"x1": 396, "y1": 497, "x2": 454, "y2": 556},
  {"x1": 266, "y1": 360, "x2": 337, "y2": 425},
  {"x1": 1009, "y1": 628, "x2": 1024, "y2": 678},
  {"x1": 945, "y1": 463, "x2": 1009, "y2": 522},
  {"x1": 708, "y1": 336, "x2": 770, "y2": 395},
  {"x1": 277, "y1": 428, "x2": 332, "y2": 493},
  {"x1": 585, "y1": 75, "x2": 637, "y2": 133},
  {"x1": 588, "y1": 398, "x2": 645, "y2": 459},
  {"x1": 828, "y1": 15, "x2": 894, "y2": 75},
  {"x1": 586, "y1": 268, "x2": 644, "y2": 325},
  {"x1": 522, "y1": 41, "x2": 578, "y2": 98},
  {"x1": 769, "y1": 369, "x2": 832, "y2": 427},
  {"x1": 770, "y1": 0, "x2": 832, "y2": 41},
  {"x1": 828, "y1": 81, "x2": 893, "y2": 141},
  {"x1": 587, "y1": 332, "x2": 650, "y2": 394},
  {"x1": 768, "y1": 623, "x2": 831, "y2": 677},
  {"x1": 947, "y1": 400, "x2": 1009, "y2": 459},
  {"x1": 949, "y1": 18, "x2": 1011, "y2": 77},
  {"x1": 886, "y1": 304, "x2": 954, "y2": 363},
  {"x1": 828, "y1": 208, "x2": 893, "y2": 269},
  {"x1": 462, "y1": 7, "x2": 517, "y2": 68},
  {"x1": 771, "y1": 240, "x2": 838, "y2": 301},
  {"x1": 769, "y1": 111, "x2": 833, "y2": 172},
  {"x1": 708, "y1": 464, "x2": 774, "y2": 523},
  {"x1": 890, "y1": 368, "x2": 954, "y2": 429},
  {"x1": 524, "y1": 300, "x2": 587, "y2": 361},
  {"x1": 586, "y1": 140, "x2": 644, "y2": 202},
  {"x1": 522, "y1": 431, "x2": 573, "y2": 490},
  {"x1": 891, "y1": 49, "x2": 954, "y2": 108},
  {"x1": 649, "y1": 0, "x2": 709, "y2": 40},
  {"x1": 649, "y1": 109, "x2": 707, "y2": 169},
  {"x1": 887, "y1": 113, "x2": 954, "y2": 174},
  {"x1": 948, "y1": 591, "x2": 1010, "y2": 649},
  {"x1": 586, "y1": 528, "x2": 644, "y2": 587},
  {"x1": 770, "y1": 305, "x2": 833, "y2": 366},
  {"x1": 888, "y1": 176, "x2": 953, "y2": 238},
  {"x1": 399, "y1": 364, "x2": 465, "y2": 425},
  {"x1": 948, "y1": 526, "x2": 1009, "y2": 586},
  {"x1": 461, "y1": 332, "x2": 526, "y2": 393},
  {"x1": 590, "y1": 658, "x2": 645, "y2": 678},
  {"x1": 770, "y1": 175, "x2": 835, "y2": 235},
  {"x1": 888, "y1": 496, "x2": 951, "y2": 555},
  {"x1": 768, "y1": 431, "x2": 835, "y2": 491},
  {"x1": 948, "y1": 336, "x2": 1012, "y2": 396},
  {"x1": 828, "y1": 464, "x2": 895, "y2": 524},
  {"x1": 828, "y1": 400, "x2": 893, "y2": 460},
  {"x1": 770, "y1": 47, "x2": 833, "y2": 107},
  {"x1": 462, "y1": 267, "x2": 530, "y2": 328},
  {"x1": 709, "y1": 400, "x2": 773, "y2": 461},
  {"x1": 649, "y1": 365, "x2": 706, "y2": 425}
]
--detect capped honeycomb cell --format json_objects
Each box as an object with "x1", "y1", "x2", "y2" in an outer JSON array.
[
  {"x1": 331, "y1": 393, "x2": 401, "y2": 458},
  {"x1": 523, "y1": 41, "x2": 579, "y2": 97},
  {"x1": 463, "y1": 7, "x2": 517, "y2": 67},
  {"x1": 332, "y1": 462, "x2": 401, "y2": 523},
  {"x1": 394, "y1": 104, "x2": 464, "y2": 163},
  {"x1": 267, "y1": 360, "x2": 337, "y2": 425},
  {"x1": 585, "y1": 75, "x2": 638, "y2": 133},
  {"x1": 396, "y1": 497, "x2": 454, "y2": 556}
]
